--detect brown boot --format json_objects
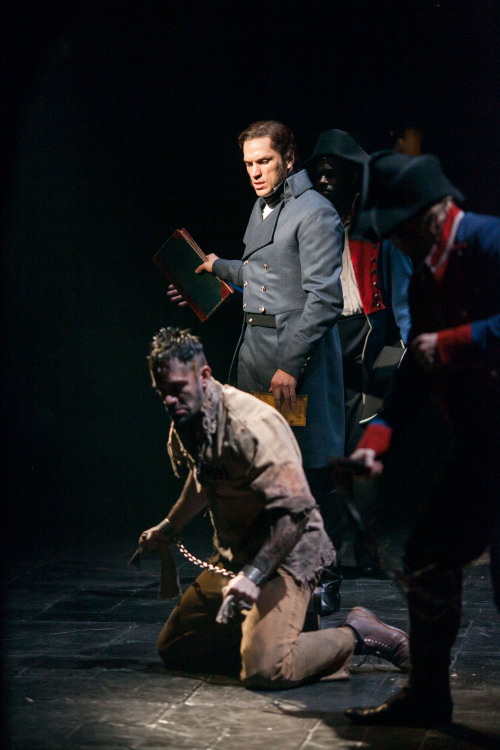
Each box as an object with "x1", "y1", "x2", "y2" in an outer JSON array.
[{"x1": 342, "y1": 606, "x2": 410, "y2": 672}]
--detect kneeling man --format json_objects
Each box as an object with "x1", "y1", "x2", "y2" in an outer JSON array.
[{"x1": 140, "y1": 326, "x2": 409, "y2": 689}]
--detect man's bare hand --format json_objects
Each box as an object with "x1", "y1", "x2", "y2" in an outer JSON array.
[
  {"x1": 222, "y1": 573, "x2": 260, "y2": 607},
  {"x1": 195, "y1": 252, "x2": 220, "y2": 275},
  {"x1": 139, "y1": 525, "x2": 168, "y2": 552},
  {"x1": 350, "y1": 448, "x2": 384, "y2": 478},
  {"x1": 411, "y1": 332, "x2": 440, "y2": 371},
  {"x1": 167, "y1": 284, "x2": 188, "y2": 306},
  {"x1": 270, "y1": 369, "x2": 297, "y2": 410}
]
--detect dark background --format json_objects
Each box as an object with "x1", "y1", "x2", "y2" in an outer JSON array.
[{"x1": 3, "y1": 0, "x2": 499, "y2": 558}]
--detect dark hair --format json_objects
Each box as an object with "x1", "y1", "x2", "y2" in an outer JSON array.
[
  {"x1": 237, "y1": 120, "x2": 298, "y2": 163},
  {"x1": 148, "y1": 327, "x2": 206, "y2": 369}
]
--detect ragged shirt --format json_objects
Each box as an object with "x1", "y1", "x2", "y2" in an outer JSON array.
[{"x1": 167, "y1": 378, "x2": 334, "y2": 584}]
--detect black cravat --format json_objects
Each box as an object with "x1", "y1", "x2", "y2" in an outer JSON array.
[{"x1": 262, "y1": 180, "x2": 286, "y2": 209}]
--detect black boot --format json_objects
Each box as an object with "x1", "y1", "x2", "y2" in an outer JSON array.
[
  {"x1": 315, "y1": 567, "x2": 343, "y2": 616},
  {"x1": 346, "y1": 564, "x2": 461, "y2": 727},
  {"x1": 401, "y1": 565, "x2": 461, "y2": 725},
  {"x1": 345, "y1": 684, "x2": 452, "y2": 727}
]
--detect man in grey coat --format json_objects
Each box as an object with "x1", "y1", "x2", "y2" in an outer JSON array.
[{"x1": 190, "y1": 121, "x2": 345, "y2": 607}]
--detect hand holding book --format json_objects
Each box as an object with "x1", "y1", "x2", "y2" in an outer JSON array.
[
  {"x1": 167, "y1": 253, "x2": 219, "y2": 306},
  {"x1": 167, "y1": 284, "x2": 188, "y2": 307},
  {"x1": 194, "y1": 253, "x2": 219, "y2": 275},
  {"x1": 154, "y1": 229, "x2": 233, "y2": 322}
]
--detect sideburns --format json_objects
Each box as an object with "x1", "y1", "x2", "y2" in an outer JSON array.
[{"x1": 282, "y1": 150, "x2": 294, "y2": 171}]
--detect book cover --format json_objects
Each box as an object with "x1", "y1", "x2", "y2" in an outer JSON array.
[
  {"x1": 251, "y1": 392, "x2": 308, "y2": 426},
  {"x1": 153, "y1": 228, "x2": 234, "y2": 322}
]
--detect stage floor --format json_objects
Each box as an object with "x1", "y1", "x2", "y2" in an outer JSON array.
[{"x1": 4, "y1": 524, "x2": 499, "y2": 749}]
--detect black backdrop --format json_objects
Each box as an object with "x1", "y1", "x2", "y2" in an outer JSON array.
[{"x1": 3, "y1": 0, "x2": 499, "y2": 557}]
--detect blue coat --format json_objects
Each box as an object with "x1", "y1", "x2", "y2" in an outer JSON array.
[
  {"x1": 364, "y1": 239, "x2": 412, "y2": 366},
  {"x1": 376, "y1": 210, "x2": 500, "y2": 442},
  {"x1": 214, "y1": 170, "x2": 345, "y2": 468}
]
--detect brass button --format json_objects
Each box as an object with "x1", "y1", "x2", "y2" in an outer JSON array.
[
  {"x1": 376, "y1": 302, "x2": 382, "y2": 308},
  {"x1": 248, "y1": 317, "x2": 253, "y2": 323},
  {"x1": 243, "y1": 303, "x2": 247, "y2": 309},
  {"x1": 260, "y1": 285, "x2": 266, "y2": 292},
  {"x1": 243, "y1": 260, "x2": 249, "y2": 265},
  {"x1": 258, "y1": 306, "x2": 265, "y2": 313},
  {"x1": 243, "y1": 281, "x2": 248, "y2": 287},
  {"x1": 262, "y1": 263, "x2": 269, "y2": 270}
]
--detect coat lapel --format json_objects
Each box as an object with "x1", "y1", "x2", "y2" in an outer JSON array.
[
  {"x1": 241, "y1": 171, "x2": 312, "y2": 259},
  {"x1": 242, "y1": 200, "x2": 284, "y2": 259}
]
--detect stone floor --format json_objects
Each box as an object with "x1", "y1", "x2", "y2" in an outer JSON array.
[{"x1": 3, "y1": 522, "x2": 499, "y2": 749}]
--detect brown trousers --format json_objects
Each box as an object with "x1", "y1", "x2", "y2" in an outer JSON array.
[{"x1": 157, "y1": 567, "x2": 354, "y2": 689}]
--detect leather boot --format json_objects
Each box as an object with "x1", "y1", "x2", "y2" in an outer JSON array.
[
  {"x1": 345, "y1": 684, "x2": 452, "y2": 727},
  {"x1": 346, "y1": 565, "x2": 461, "y2": 727},
  {"x1": 315, "y1": 567, "x2": 343, "y2": 616},
  {"x1": 401, "y1": 565, "x2": 460, "y2": 726},
  {"x1": 342, "y1": 606, "x2": 410, "y2": 671}
]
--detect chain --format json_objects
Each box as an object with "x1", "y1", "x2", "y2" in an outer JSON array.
[{"x1": 176, "y1": 542, "x2": 235, "y2": 578}]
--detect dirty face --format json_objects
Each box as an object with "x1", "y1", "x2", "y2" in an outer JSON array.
[{"x1": 151, "y1": 357, "x2": 210, "y2": 425}]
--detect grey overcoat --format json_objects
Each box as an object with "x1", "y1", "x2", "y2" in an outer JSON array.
[{"x1": 213, "y1": 169, "x2": 345, "y2": 468}]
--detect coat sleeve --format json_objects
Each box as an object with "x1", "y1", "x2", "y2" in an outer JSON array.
[
  {"x1": 437, "y1": 216, "x2": 500, "y2": 366},
  {"x1": 383, "y1": 240, "x2": 413, "y2": 345},
  {"x1": 278, "y1": 203, "x2": 344, "y2": 378},
  {"x1": 212, "y1": 258, "x2": 244, "y2": 287}
]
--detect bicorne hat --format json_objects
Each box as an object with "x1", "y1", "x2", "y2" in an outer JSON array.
[
  {"x1": 353, "y1": 150, "x2": 465, "y2": 241},
  {"x1": 302, "y1": 129, "x2": 369, "y2": 166}
]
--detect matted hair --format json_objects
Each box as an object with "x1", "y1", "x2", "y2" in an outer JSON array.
[
  {"x1": 237, "y1": 120, "x2": 298, "y2": 163},
  {"x1": 148, "y1": 327, "x2": 206, "y2": 369}
]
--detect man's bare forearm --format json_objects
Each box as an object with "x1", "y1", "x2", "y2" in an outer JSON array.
[
  {"x1": 160, "y1": 471, "x2": 208, "y2": 534},
  {"x1": 140, "y1": 472, "x2": 208, "y2": 552}
]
